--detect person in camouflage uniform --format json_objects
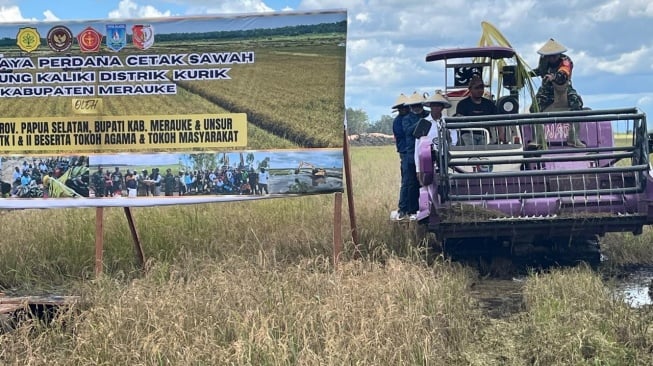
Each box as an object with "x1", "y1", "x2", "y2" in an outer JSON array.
[
  {"x1": 92, "y1": 166, "x2": 106, "y2": 197},
  {"x1": 530, "y1": 38, "x2": 583, "y2": 112},
  {"x1": 530, "y1": 38, "x2": 585, "y2": 147}
]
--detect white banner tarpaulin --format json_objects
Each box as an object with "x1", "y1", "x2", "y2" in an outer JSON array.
[{"x1": 0, "y1": 10, "x2": 347, "y2": 208}]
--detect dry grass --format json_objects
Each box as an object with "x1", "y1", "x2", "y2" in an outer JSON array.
[
  {"x1": 1, "y1": 145, "x2": 653, "y2": 365},
  {"x1": 0, "y1": 258, "x2": 484, "y2": 365}
]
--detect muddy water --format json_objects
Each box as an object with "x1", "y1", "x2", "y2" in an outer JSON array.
[
  {"x1": 470, "y1": 266, "x2": 653, "y2": 318},
  {"x1": 610, "y1": 265, "x2": 653, "y2": 307},
  {"x1": 470, "y1": 278, "x2": 525, "y2": 318}
]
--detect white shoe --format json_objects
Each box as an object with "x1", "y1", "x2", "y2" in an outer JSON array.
[
  {"x1": 390, "y1": 210, "x2": 399, "y2": 220},
  {"x1": 409, "y1": 214, "x2": 417, "y2": 221},
  {"x1": 396, "y1": 213, "x2": 409, "y2": 221}
]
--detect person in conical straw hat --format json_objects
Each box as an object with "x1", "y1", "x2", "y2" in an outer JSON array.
[
  {"x1": 413, "y1": 91, "x2": 457, "y2": 180},
  {"x1": 413, "y1": 90, "x2": 451, "y2": 140},
  {"x1": 423, "y1": 90, "x2": 452, "y2": 109},
  {"x1": 530, "y1": 38, "x2": 586, "y2": 147},
  {"x1": 392, "y1": 93, "x2": 409, "y2": 111},
  {"x1": 415, "y1": 90, "x2": 456, "y2": 144},
  {"x1": 396, "y1": 91, "x2": 429, "y2": 220},
  {"x1": 391, "y1": 92, "x2": 411, "y2": 221},
  {"x1": 392, "y1": 93, "x2": 411, "y2": 156},
  {"x1": 537, "y1": 38, "x2": 567, "y2": 56},
  {"x1": 392, "y1": 92, "x2": 410, "y2": 154}
]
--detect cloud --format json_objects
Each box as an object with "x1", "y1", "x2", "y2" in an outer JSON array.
[
  {"x1": 591, "y1": 0, "x2": 653, "y2": 21},
  {"x1": 205, "y1": 2, "x2": 274, "y2": 14},
  {"x1": 354, "y1": 12, "x2": 369, "y2": 23},
  {"x1": 298, "y1": 0, "x2": 360, "y2": 10},
  {"x1": 352, "y1": 56, "x2": 419, "y2": 86},
  {"x1": 184, "y1": 0, "x2": 274, "y2": 14},
  {"x1": 0, "y1": 5, "x2": 34, "y2": 22},
  {"x1": 108, "y1": 0, "x2": 172, "y2": 19},
  {"x1": 593, "y1": 46, "x2": 651, "y2": 75},
  {"x1": 42, "y1": 10, "x2": 59, "y2": 21},
  {"x1": 637, "y1": 95, "x2": 653, "y2": 105}
]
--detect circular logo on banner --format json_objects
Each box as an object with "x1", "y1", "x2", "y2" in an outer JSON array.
[
  {"x1": 16, "y1": 27, "x2": 41, "y2": 53},
  {"x1": 77, "y1": 26, "x2": 103, "y2": 52},
  {"x1": 47, "y1": 26, "x2": 74, "y2": 52}
]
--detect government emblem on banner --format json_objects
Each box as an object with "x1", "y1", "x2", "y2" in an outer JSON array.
[
  {"x1": 106, "y1": 24, "x2": 126, "y2": 52},
  {"x1": 132, "y1": 24, "x2": 154, "y2": 50},
  {"x1": 16, "y1": 27, "x2": 41, "y2": 53},
  {"x1": 77, "y1": 26, "x2": 102, "y2": 52},
  {"x1": 47, "y1": 25, "x2": 73, "y2": 52}
]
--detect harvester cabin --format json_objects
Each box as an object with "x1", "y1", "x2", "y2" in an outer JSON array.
[{"x1": 425, "y1": 46, "x2": 525, "y2": 172}]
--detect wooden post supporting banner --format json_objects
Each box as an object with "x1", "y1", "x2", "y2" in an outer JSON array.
[
  {"x1": 342, "y1": 129, "x2": 360, "y2": 257},
  {"x1": 94, "y1": 207, "x2": 145, "y2": 277},
  {"x1": 94, "y1": 207, "x2": 104, "y2": 276},
  {"x1": 333, "y1": 192, "x2": 343, "y2": 268},
  {"x1": 124, "y1": 207, "x2": 146, "y2": 271}
]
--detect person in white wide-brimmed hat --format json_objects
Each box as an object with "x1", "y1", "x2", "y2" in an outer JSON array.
[{"x1": 530, "y1": 38, "x2": 586, "y2": 147}]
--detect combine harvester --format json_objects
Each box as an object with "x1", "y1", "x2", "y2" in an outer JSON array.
[{"x1": 414, "y1": 24, "x2": 652, "y2": 267}]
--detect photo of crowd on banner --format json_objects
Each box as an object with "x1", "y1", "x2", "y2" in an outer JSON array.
[
  {"x1": 88, "y1": 165, "x2": 272, "y2": 198},
  {"x1": 0, "y1": 158, "x2": 272, "y2": 199},
  {"x1": 0, "y1": 156, "x2": 90, "y2": 198},
  {"x1": 0, "y1": 149, "x2": 344, "y2": 199}
]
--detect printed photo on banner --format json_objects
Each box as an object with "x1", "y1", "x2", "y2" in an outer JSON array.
[{"x1": 87, "y1": 149, "x2": 343, "y2": 198}]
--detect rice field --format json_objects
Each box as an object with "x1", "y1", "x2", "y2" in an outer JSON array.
[{"x1": 1, "y1": 146, "x2": 653, "y2": 365}]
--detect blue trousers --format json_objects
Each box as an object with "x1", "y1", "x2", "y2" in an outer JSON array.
[{"x1": 400, "y1": 155, "x2": 419, "y2": 214}]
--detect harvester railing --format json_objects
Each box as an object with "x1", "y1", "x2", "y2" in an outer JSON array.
[
  {"x1": 445, "y1": 107, "x2": 640, "y2": 123},
  {"x1": 438, "y1": 108, "x2": 648, "y2": 204}
]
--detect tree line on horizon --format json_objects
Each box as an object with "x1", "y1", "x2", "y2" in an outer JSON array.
[{"x1": 346, "y1": 107, "x2": 394, "y2": 136}]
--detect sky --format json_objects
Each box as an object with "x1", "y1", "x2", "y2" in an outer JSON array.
[{"x1": 1, "y1": 0, "x2": 652, "y2": 124}]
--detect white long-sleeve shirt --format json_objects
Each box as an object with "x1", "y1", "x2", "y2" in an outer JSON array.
[{"x1": 414, "y1": 115, "x2": 457, "y2": 173}]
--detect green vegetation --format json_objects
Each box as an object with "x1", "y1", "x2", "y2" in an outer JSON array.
[{"x1": 1, "y1": 146, "x2": 653, "y2": 365}]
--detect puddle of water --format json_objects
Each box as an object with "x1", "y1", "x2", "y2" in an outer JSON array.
[
  {"x1": 610, "y1": 266, "x2": 653, "y2": 308},
  {"x1": 471, "y1": 267, "x2": 653, "y2": 319},
  {"x1": 618, "y1": 286, "x2": 651, "y2": 307}
]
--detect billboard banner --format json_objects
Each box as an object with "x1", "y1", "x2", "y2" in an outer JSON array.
[{"x1": 0, "y1": 10, "x2": 347, "y2": 208}]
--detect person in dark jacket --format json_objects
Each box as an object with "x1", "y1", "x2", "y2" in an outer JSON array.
[
  {"x1": 164, "y1": 168, "x2": 176, "y2": 196},
  {"x1": 92, "y1": 166, "x2": 106, "y2": 197},
  {"x1": 398, "y1": 91, "x2": 428, "y2": 220},
  {"x1": 455, "y1": 76, "x2": 499, "y2": 145},
  {"x1": 391, "y1": 93, "x2": 410, "y2": 220}
]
